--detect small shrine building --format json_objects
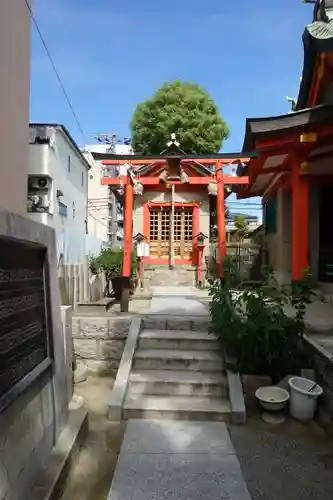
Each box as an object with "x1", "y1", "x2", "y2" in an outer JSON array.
[{"x1": 93, "y1": 140, "x2": 253, "y2": 307}]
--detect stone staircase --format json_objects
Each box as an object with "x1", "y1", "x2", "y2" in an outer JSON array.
[
  {"x1": 123, "y1": 318, "x2": 231, "y2": 421},
  {"x1": 144, "y1": 264, "x2": 196, "y2": 287}
]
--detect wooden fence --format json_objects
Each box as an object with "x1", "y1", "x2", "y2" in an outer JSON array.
[{"x1": 58, "y1": 254, "x2": 106, "y2": 308}]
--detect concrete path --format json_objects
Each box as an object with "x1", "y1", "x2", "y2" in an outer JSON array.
[
  {"x1": 108, "y1": 420, "x2": 251, "y2": 500},
  {"x1": 149, "y1": 285, "x2": 209, "y2": 316}
]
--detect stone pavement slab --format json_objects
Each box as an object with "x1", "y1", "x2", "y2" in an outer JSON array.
[
  {"x1": 108, "y1": 453, "x2": 250, "y2": 500},
  {"x1": 149, "y1": 297, "x2": 209, "y2": 315},
  {"x1": 120, "y1": 420, "x2": 235, "y2": 454},
  {"x1": 108, "y1": 420, "x2": 251, "y2": 500},
  {"x1": 151, "y1": 286, "x2": 198, "y2": 297}
]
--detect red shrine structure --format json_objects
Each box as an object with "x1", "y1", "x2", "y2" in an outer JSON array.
[
  {"x1": 92, "y1": 144, "x2": 254, "y2": 308},
  {"x1": 236, "y1": 0, "x2": 333, "y2": 286}
]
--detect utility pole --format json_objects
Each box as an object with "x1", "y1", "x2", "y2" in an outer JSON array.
[{"x1": 94, "y1": 133, "x2": 118, "y2": 246}]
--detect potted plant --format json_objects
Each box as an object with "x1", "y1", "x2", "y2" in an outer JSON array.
[
  {"x1": 209, "y1": 256, "x2": 313, "y2": 405},
  {"x1": 98, "y1": 248, "x2": 138, "y2": 300}
]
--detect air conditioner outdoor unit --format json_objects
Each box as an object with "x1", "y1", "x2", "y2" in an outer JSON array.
[
  {"x1": 29, "y1": 177, "x2": 49, "y2": 190},
  {"x1": 34, "y1": 126, "x2": 50, "y2": 142}
]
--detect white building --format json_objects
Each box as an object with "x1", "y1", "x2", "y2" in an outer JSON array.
[
  {"x1": 28, "y1": 124, "x2": 102, "y2": 265},
  {"x1": 84, "y1": 140, "x2": 133, "y2": 245}
]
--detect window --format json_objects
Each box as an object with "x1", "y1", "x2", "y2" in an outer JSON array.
[
  {"x1": 58, "y1": 202, "x2": 68, "y2": 218},
  {"x1": 264, "y1": 196, "x2": 277, "y2": 235},
  {"x1": 81, "y1": 171, "x2": 84, "y2": 186},
  {"x1": 67, "y1": 156, "x2": 71, "y2": 173}
]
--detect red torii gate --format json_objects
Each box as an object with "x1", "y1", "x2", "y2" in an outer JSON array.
[{"x1": 98, "y1": 154, "x2": 252, "y2": 310}]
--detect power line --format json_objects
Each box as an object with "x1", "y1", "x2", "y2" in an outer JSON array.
[{"x1": 25, "y1": 0, "x2": 87, "y2": 144}]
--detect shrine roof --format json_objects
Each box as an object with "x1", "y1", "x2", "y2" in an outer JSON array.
[
  {"x1": 296, "y1": 20, "x2": 333, "y2": 110},
  {"x1": 242, "y1": 104, "x2": 333, "y2": 151},
  {"x1": 92, "y1": 151, "x2": 256, "y2": 162}
]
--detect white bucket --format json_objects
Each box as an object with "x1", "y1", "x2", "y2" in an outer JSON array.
[{"x1": 288, "y1": 376, "x2": 323, "y2": 422}]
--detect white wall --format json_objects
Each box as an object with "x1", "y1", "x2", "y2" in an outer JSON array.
[
  {"x1": 0, "y1": 0, "x2": 31, "y2": 214},
  {"x1": 86, "y1": 158, "x2": 110, "y2": 243},
  {"x1": 28, "y1": 128, "x2": 102, "y2": 265},
  {"x1": 84, "y1": 142, "x2": 132, "y2": 244}
]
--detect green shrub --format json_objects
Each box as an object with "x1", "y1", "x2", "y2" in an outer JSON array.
[
  {"x1": 209, "y1": 256, "x2": 313, "y2": 379},
  {"x1": 98, "y1": 248, "x2": 137, "y2": 280},
  {"x1": 89, "y1": 253, "x2": 101, "y2": 275}
]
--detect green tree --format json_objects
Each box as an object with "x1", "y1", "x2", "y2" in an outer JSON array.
[
  {"x1": 130, "y1": 80, "x2": 229, "y2": 155},
  {"x1": 234, "y1": 215, "x2": 249, "y2": 242}
]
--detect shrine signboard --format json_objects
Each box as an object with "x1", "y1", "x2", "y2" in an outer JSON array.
[
  {"x1": 0, "y1": 237, "x2": 53, "y2": 412},
  {"x1": 136, "y1": 241, "x2": 150, "y2": 257}
]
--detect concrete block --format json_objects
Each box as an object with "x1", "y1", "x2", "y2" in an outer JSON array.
[
  {"x1": 108, "y1": 319, "x2": 142, "y2": 422},
  {"x1": 61, "y1": 305, "x2": 73, "y2": 405},
  {"x1": 31, "y1": 405, "x2": 88, "y2": 500},
  {"x1": 227, "y1": 371, "x2": 246, "y2": 425}
]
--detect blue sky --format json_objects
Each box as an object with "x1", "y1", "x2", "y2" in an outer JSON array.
[{"x1": 30, "y1": 0, "x2": 313, "y2": 218}]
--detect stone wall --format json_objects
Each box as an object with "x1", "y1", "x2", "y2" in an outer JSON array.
[
  {"x1": 72, "y1": 317, "x2": 131, "y2": 375},
  {"x1": 0, "y1": 210, "x2": 70, "y2": 500}
]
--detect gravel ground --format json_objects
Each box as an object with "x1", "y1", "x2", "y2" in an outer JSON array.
[
  {"x1": 229, "y1": 416, "x2": 333, "y2": 500},
  {"x1": 60, "y1": 376, "x2": 126, "y2": 500}
]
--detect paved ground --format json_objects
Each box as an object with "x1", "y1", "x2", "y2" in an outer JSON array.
[
  {"x1": 61, "y1": 378, "x2": 333, "y2": 500},
  {"x1": 108, "y1": 420, "x2": 251, "y2": 500},
  {"x1": 60, "y1": 376, "x2": 126, "y2": 500},
  {"x1": 61, "y1": 284, "x2": 333, "y2": 500},
  {"x1": 108, "y1": 298, "x2": 151, "y2": 316},
  {"x1": 229, "y1": 417, "x2": 333, "y2": 500},
  {"x1": 149, "y1": 286, "x2": 209, "y2": 315}
]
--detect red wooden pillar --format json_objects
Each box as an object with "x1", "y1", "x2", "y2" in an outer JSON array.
[
  {"x1": 291, "y1": 158, "x2": 309, "y2": 281},
  {"x1": 216, "y1": 160, "x2": 226, "y2": 277},
  {"x1": 192, "y1": 205, "x2": 200, "y2": 265},
  {"x1": 121, "y1": 175, "x2": 134, "y2": 311}
]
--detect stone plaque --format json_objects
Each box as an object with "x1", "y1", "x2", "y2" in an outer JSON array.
[{"x1": 0, "y1": 237, "x2": 53, "y2": 412}]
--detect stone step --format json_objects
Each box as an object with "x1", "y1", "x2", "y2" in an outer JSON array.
[
  {"x1": 142, "y1": 316, "x2": 209, "y2": 332},
  {"x1": 123, "y1": 394, "x2": 231, "y2": 421},
  {"x1": 133, "y1": 349, "x2": 224, "y2": 372},
  {"x1": 76, "y1": 298, "x2": 113, "y2": 314},
  {"x1": 139, "y1": 330, "x2": 219, "y2": 351},
  {"x1": 129, "y1": 369, "x2": 228, "y2": 397}
]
